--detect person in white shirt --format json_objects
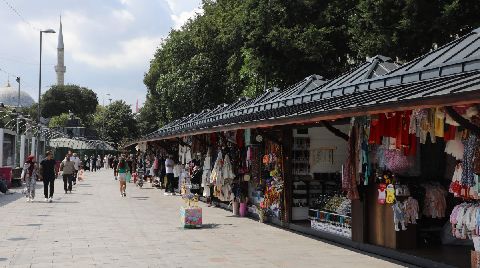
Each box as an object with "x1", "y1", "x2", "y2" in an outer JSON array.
[
  {"x1": 165, "y1": 156, "x2": 175, "y2": 196},
  {"x1": 71, "y1": 153, "x2": 81, "y2": 185},
  {"x1": 104, "y1": 155, "x2": 109, "y2": 169}
]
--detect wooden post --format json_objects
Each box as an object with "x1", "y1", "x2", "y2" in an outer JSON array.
[{"x1": 281, "y1": 127, "x2": 293, "y2": 224}]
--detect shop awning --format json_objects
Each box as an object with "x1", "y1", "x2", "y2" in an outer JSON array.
[
  {"x1": 129, "y1": 28, "x2": 480, "y2": 146},
  {"x1": 49, "y1": 138, "x2": 115, "y2": 151}
]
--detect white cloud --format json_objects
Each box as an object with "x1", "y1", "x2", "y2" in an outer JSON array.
[
  {"x1": 112, "y1": 9, "x2": 135, "y2": 22},
  {"x1": 0, "y1": 0, "x2": 202, "y2": 106},
  {"x1": 164, "y1": 0, "x2": 203, "y2": 30},
  {"x1": 73, "y1": 36, "x2": 162, "y2": 69},
  {"x1": 171, "y1": 8, "x2": 203, "y2": 30}
]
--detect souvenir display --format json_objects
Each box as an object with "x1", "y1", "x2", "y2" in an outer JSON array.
[{"x1": 392, "y1": 202, "x2": 407, "y2": 231}]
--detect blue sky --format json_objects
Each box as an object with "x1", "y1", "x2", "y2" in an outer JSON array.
[{"x1": 0, "y1": 0, "x2": 203, "y2": 109}]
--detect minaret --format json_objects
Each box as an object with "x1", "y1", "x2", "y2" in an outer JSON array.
[{"x1": 55, "y1": 16, "x2": 66, "y2": 86}]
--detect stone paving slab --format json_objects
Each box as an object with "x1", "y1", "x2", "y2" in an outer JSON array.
[{"x1": 0, "y1": 169, "x2": 405, "y2": 267}]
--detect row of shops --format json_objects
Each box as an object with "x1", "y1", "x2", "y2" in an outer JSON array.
[
  {"x1": 0, "y1": 126, "x2": 115, "y2": 187},
  {"x1": 128, "y1": 28, "x2": 480, "y2": 267}
]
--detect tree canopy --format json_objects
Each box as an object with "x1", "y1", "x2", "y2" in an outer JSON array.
[
  {"x1": 93, "y1": 101, "x2": 138, "y2": 146},
  {"x1": 139, "y1": 0, "x2": 480, "y2": 135},
  {"x1": 41, "y1": 84, "x2": 98, "y2": 126},
  {"x1": 48, "y1": 113, "x2": 70, "y2": 128}
]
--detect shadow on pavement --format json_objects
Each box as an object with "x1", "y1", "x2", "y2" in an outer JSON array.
[
  {"x1": 180, "y1": 223, "x2": 237, "y2": 230},
  {"x1": 0, "y1": 192, "x2": 24, "y2": 207},
  {"x1": 0, "y1": 258, "x2": 7, "y2": 262},
  {"x1": 7, "y1": 237, "x2": 27, "y2": 241},
  {"x1": 16, "y1": 224, "x2": 42, "y2": 227}
]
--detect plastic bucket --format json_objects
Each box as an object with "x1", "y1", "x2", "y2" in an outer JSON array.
[
  {"x1": 232, "y1": 201, "x2": 240, "y2": 216},
  {"x1": 239, "y1": 203, "x2": 247, "y2": 217}
]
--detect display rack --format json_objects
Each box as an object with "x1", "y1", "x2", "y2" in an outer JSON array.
[
  {"x1": 292, "y1": 137, "x2": 311, "y2": 220},
  {"x1": 309, "y1": 209, "x2": 352, "y2": 238}
]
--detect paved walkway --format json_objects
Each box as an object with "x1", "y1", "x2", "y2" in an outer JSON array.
[{"x1": 0, "y1": 170, "x2": 405, "y2": 268}]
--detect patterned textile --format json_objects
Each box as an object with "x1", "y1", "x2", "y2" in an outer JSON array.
[{"x1": 462, "y1": 134, "x2": 477, "y2": 187}]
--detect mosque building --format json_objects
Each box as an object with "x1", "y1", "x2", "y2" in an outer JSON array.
[{"x1": 0, "y1": 17, "x2": 65, "y2": 108}]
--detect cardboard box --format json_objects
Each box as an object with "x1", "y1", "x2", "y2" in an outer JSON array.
[{"x1": 180, "y1": 207, "x2": 202, "y2": 228}]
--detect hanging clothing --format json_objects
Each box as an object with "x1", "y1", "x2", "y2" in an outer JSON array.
[
  {"x1": 462, "y1": 134, "x2": 478, "y2": 187},
  {"x1": 445, "y1": 127, "x2": 465, "y2": 160},
  {"x1": 202, "y1": 152, "x2": 212, "y2": 197},
  {"x1": 434, "y1": 108, "x2": 445, "y2": 138},
  {"x1": 444, "y1": 125, "x2": 457, "y2": 141}
]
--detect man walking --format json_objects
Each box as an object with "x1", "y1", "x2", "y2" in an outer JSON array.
[
  {"x1": 164, "y1": 155, "x2": 175, "y2": 196},
  {"x1": 39, "y1": 151, "x2": 57, "y2": 203},
  {"x1": 71, "y1": 153, "x2": 81, "y2": 185},
  {"x1": 60, "y1": 155, "x2": 76, "y2": 194}
]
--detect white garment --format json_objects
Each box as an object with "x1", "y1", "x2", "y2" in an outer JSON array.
[
  {"x1": 165, "y1": 158, "x2": 174, "y2": 174},
  {"x1": 173, "y1": 165, "x2": 182, "y2": 177},
  {"x1": 445, "y1": 130, "x2": 464, "y2": 160},
  {"x1": 202, "y1": 153, "x2": 212, "y2": 197},
  {"x1": 222, "y1": 154, "x2": 235, "y2": 180},
  {"x1": 185, "y1": 147, "x2": 192, "y2": 164},
  {"x1": 71, "y1": 156, "x2": 81, "y2": 171},
  {"x1": 445, "y1": 140, "x2": 464, "y2": 160},
  {"x1": 210, "y1": 151, "x2": 223, "y2": 185}
]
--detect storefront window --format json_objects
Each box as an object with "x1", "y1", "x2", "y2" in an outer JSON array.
[{"x1": 3, "y1": 133, "x2": 15, "y2": 167}]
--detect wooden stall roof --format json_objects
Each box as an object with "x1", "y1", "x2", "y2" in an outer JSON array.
[{"x1": 126, "y1": 28, "x2": 480, "y2": 147}]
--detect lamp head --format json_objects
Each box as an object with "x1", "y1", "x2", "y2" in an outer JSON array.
[{"x1": 42, "y1": 29, "x2": 56, "y2": 33}]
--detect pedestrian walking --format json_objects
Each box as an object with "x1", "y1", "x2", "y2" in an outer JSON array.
[
  {"x1": 126, "y1": 155, "x2": 133, "y2": 183},
  {"x1": 165, "y1": 155, "x2": 175, "y2": 195},
  {"x1": 118, "y1": 156, "x2": 127, "y2": 197},
  {"x1": 71, "y1": 153, "x2": 81, "y2": 185},
  {"x1": 39, "y1": 151, "x2": 57, "y2": 203},
  {"x1": 108, "y1": 154, "x2": 114, "y2": 169},
  {"x1": 84, "y1": 155, "x2": 90, "y2": 171},
  {"x1": 60, "y1": 155, "x2": 76, "y2": 194},
  {"x1": 153, "y1": 155, "x2": 159, "y2": 180},
  {"x1": 90, "y1": 155, "x2": 96, "y2": 172},
  {"x1": 113, "y1": 156, "x2": 119, "y2": 180},
  {"x1": 21, "y1": 155, "x2": 38, "y2": 202},
  {"x1": 104, "y1": 155, "x2": 109, "y2": 169},
  {"x1": 96, "y1": 155, "x2": 101, "y2": 171}
]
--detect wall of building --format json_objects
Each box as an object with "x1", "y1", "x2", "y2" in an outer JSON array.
[{"x1": 293, "y1": 124, "x2": 350, "y2": 174}]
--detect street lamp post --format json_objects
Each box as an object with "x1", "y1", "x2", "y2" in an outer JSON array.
[
  {"x1": 15, "y1": 77, "x2": 20, "y2": 167},
  {"x1": 37, "y1": 29, "x2": 55, "y2": 161}
]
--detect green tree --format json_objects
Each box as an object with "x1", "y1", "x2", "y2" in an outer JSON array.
[
  {"x1": 48, "y1": 113, "x2": 70, "y2": 128},
  {"x1": 95, "y1": 101, "x2": 137, "y2": 146},
  {"x1": 139, "y1": 0, "x2": 480, "y2": 137},
  {"x1": 136, "y1": 95, "x2": 159, "y2": 135},
  {"x1": 348, "y1": 0, "x2": 480, "y2": 62},
  {"x1": 41, "y1": 85, "x2": 98, "y2": 126}
]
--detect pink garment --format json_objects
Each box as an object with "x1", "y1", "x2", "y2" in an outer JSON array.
[
  {"x1": 384, "y1": 149, "x2": 414, "y2": 174},
  {"x1": 153, "y1": 157, "x2": 159, "y2": 170}
]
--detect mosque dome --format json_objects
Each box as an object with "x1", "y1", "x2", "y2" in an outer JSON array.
[{"x1": 0, "y1": 82, "x2": 35, "y2": 107}]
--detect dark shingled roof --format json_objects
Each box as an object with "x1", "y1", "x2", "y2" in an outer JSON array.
[{"x1": 130, "y1": 29, "x2": 480, "y2": 145}]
